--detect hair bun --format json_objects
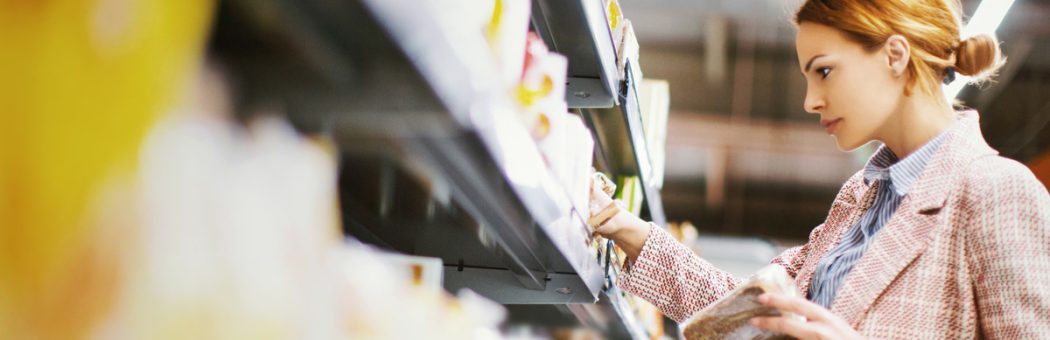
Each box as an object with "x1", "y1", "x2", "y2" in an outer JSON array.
[{"x1": 954, "y1": 34, "x2": 1003, "y2": 79}]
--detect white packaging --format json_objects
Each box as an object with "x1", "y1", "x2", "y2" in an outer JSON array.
[
  {"x1": 370, "y1": 251, "x2": 445, "y2": 291},
  {"x1": 483, "y1": 0, "x2": 531, "y2": 89},
  {"x1": 536, "y1": 112, "x2": 595, "y2": 220},
  {"x1": 518, "y1": 45, "x2": 568, "y2": 108},
  {"x1": 563, "y1": 114, "x2": 595, "y2": 220}
]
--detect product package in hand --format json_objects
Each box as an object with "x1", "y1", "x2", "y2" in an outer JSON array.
[
  {"x1": 587, "y1": 171, "x2": 621, "y2": 230},
  {"x1": 682, "y1": 265, "x2": 801, "y2": 340}
]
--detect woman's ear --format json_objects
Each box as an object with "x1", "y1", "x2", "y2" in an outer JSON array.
[{"x1": 884, "y1": 35, "x2": 910, "y2": 77}]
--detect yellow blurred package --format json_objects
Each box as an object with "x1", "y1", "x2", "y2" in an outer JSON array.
[{"x1": 0, "y1": 0, "x2": 212, "y2": 338}]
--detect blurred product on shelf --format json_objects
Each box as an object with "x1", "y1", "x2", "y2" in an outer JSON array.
[
  {"x1": 484, "y1": 0, "x2": 531, "y2": 89},
  {"x1": 550, "y1": 327, "x2": 605, "y2": 340},
  {"x1": 370, "y1": 252, "x2": 445, "y2": 290},
  {"x1": 631, "y1": 295, "x2": 665, "y2": 339},
  {"x1": 101, "y1": 65, "x2": 509, "y2": 339},
  {"x1": 616, "y1": 20, "x2": 642, "y2": 82},
  {"x1": 538, "y1": 112, "x2": 595, "y2": 218},
  {"x1": 682, "y1": 265, "x2": 800, "y2": 340},
  {"x1": 667, "y1": 221, "x2": 700, "y2": 248},
  {"x1": 0, "y1": 0, "x2": 211, "y2": 338},
  {"x1": 604, "y1": 0, "x2": 626, "y2": 54},
  {"x1": 339, "y1": 240, "x2": 506, "y2": 339},
  {"x1": 614, "y1": 176, "x2": 644, "y2": 215},
  {"x1": 518, "y1": 33, "x2": 569, "y2": 138},
  {"x1": 513, "y1": 22, "x2": 595, "y2": 224},
  {"x1": 638, "y1": 79, "x2": 670, "y2": 189},
  {"x1": 101, "y1": 105, "x2": 346, "y2": 339}
]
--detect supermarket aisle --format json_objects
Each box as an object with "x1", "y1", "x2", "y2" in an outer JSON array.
[{"x1": 8, "y1": 0, "x2": 1048, "y2": 339}]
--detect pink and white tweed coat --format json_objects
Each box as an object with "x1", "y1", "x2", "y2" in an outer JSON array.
[{"x1": 618, "y1": 111, "x2": 1050, "y2": 338}]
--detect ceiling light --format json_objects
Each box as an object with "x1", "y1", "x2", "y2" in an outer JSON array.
[{"x1": 944, "y1": 0, "x2": 1016, "y2": 99}]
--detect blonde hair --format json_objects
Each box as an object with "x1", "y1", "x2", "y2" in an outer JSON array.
[{"x1": 795, "y1": 0, "x2": 1004, "y2": 96}]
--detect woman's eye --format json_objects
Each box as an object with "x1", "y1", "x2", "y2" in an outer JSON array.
[{"x1": 817, "y1": 67, "x2": 831, "y2": 79}]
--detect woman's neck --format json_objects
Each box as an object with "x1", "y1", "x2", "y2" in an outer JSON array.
[{"x1": 877, "y1": 92, "x2": 957, "y2": 159}]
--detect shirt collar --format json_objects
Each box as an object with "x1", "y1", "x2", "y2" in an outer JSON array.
[{"x1": 863, "y1": 129, "x2": 950, "y2": 196}]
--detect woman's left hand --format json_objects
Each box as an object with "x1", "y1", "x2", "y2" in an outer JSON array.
[{"x1": 749, "y1": 293, "x2": 864, "y2": 340}]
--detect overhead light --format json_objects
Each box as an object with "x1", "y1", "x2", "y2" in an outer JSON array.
[
  {"x1": 944, "y1": 0, "x2": 1016, "y2": 99},
  {"x1": 961, "y1": 0, "x2": 1016, "y2": 39}
]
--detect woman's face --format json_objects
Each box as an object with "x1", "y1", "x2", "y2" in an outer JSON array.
[{"x1": 795, "y1": 22, "x2": 905, "y2": 151}]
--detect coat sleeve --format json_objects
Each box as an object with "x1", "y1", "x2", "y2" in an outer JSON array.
[
  {"x1": 965, "y1": 159, "x2": 1050, "y2": 338},
  {"x1": 615, "y1": 224, "x2": 745, "y2": 322},
  {"x1": 616, "y1": 173, "x2": 864, "y2": 323},
  {"x1": 616, "y1": 222, "x2": 831, "y2": 322}
]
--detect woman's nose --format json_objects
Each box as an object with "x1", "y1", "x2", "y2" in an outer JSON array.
[{"x1": 804, "y1": 90, "x2": 825, "y2": 114}]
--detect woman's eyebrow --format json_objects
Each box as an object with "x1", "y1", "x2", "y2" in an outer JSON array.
[{"x1": 804, "y1": 54, "x2": 827, "y2": 73}]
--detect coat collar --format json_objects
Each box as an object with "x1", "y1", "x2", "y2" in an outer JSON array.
[
  {"x1": 826, "y1": 110, "x2": 998, "y2": 326},
  {"x1": 862, "y1": 129, "x2": 949, "y2": 197}
]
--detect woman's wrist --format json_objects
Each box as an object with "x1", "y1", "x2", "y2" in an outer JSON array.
[{"x1": 605, "y1": 211, "x2": 651, "y2": 260}]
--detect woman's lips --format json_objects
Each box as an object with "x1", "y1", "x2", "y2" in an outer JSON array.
[{"x1": 821, "y1": 118, "x2": 843, "y2": 135}]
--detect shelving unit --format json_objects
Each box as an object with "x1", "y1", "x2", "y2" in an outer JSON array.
[
  {"x1": 531, "y1": 0, "x2": 621, "y2": 108},
  {"x1": 217, "y1": 0, "x2": 665, "y2": 337},
  {"x1": 531, "y1": 0, "x2": 668, "y2": 228},
  {"x1": 332, "y1": 0, "x2": 608, "y2": 303},
  {"x1": 578, "y1": 59, "x2": 668, "y2": 227},
  {"x1": 531, "y1": 1, "x2": 671, "y2": 336}
]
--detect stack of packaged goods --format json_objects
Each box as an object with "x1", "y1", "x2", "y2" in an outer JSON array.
[
  {"x1": 107, "y1": 84, "x2": 509, "y2": 339},
  {"x1": 429, "y1": 0, "x2": 596, "y2": 237},
  {"x1": 605, "y1": 0, "x2": 642, "y2": 83},
  {"x1": 519, "y1": 34, "x2": 596, "y2": 222},
  {"x1": 486, "y1": 0, "x2": 596, "y2": 236}
]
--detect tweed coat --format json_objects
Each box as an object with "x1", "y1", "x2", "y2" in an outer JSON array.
[{"x1": 618, "y1": 110, "x2": 1050, "y2": 338}]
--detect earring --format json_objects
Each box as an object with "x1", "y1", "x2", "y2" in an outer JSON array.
[{"x1": 943, "y1": 67, "x2": 956, "y2": 85}]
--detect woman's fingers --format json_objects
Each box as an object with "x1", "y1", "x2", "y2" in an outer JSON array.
[
  {"x1": 758, "y1": 293, "x2": 832, "y2": 322},
  {"x1": 750, "y1": 316, "x2": 827, "y2": 340},
  {"x1": 754, "y1": 293, "x2": 863, "y2": 339}
]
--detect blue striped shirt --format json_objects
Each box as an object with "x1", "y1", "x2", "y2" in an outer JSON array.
[{"x1": 808, "y1": 132, "x2": 949, "y2": 308}]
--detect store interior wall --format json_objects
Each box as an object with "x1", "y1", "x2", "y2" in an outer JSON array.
[{"x1": 623, "y1": 0, "x2": 1050, "y2": 242}]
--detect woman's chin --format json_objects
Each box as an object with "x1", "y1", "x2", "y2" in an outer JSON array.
[{"x1": 833, "y1": 135, "x2": 868, "y2": 152}]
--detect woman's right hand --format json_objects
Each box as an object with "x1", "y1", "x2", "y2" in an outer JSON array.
[{"x1": 588, "y1": 173, "x2": 651, "y2": 260}]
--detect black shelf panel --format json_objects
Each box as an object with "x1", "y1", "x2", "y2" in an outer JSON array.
[{"x1": 532, "y1": 0, "x2": 620, "y2": 108}]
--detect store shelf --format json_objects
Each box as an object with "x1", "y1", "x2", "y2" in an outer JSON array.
[
  {"x1": 331, "y1": 0, "x2": 610, "y2": 299},
  {"x1": 527, "y1": 0, "x2": 667, "y2": 226},
  {"x1": 531, "y1": 0, "x2": 620, "y2": 108},
  {"x1": 579, "y1": 59, "x2": 668, "y2": 227},
  {"x1": 560, "y1": 254, "x2": 652, "y2": 340},
  {"x1": 217, "y1": 0, "x2": 655, "y2": 337}
]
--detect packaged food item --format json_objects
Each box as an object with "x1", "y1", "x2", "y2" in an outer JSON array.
[
  {"x1": 518, "y1": 34, "x2": 568, "y2": 106},
  {"x1": 616, "y1": 19, "x2": 641, "y2": 81},
  {"x1": 681, "y1": 265, "x2": 800, "y2": 340},
  {"x1": 564, "y1": 114, "x2": 595, "y2": 218},
  {"x1": 482, "y1": 0, "x2": 531, "y2": 88},
  {"x1": 587, "y1": 171, "x2": 620, "y2": 229},
  {"x1": 614, "y1": 176, "x2": 643, "y2": 215},
  {"x1": 370, "y1": 252, "x2": 445, "y2": 290},
  {"x1": 604, "y1": 0, "x2": 626, "y2": 53}
]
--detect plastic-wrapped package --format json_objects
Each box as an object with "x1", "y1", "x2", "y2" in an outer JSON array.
[
  {"x1": 587, "y1": 171, "x2": 619, "y2": 229},
  {"x1": 681, "y1": 265, "x2": 800, "y2": 340}
]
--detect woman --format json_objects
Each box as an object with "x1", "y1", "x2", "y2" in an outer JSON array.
[{"x1": 589, "y1": 0, "x2": 1050, "y2": 338}]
